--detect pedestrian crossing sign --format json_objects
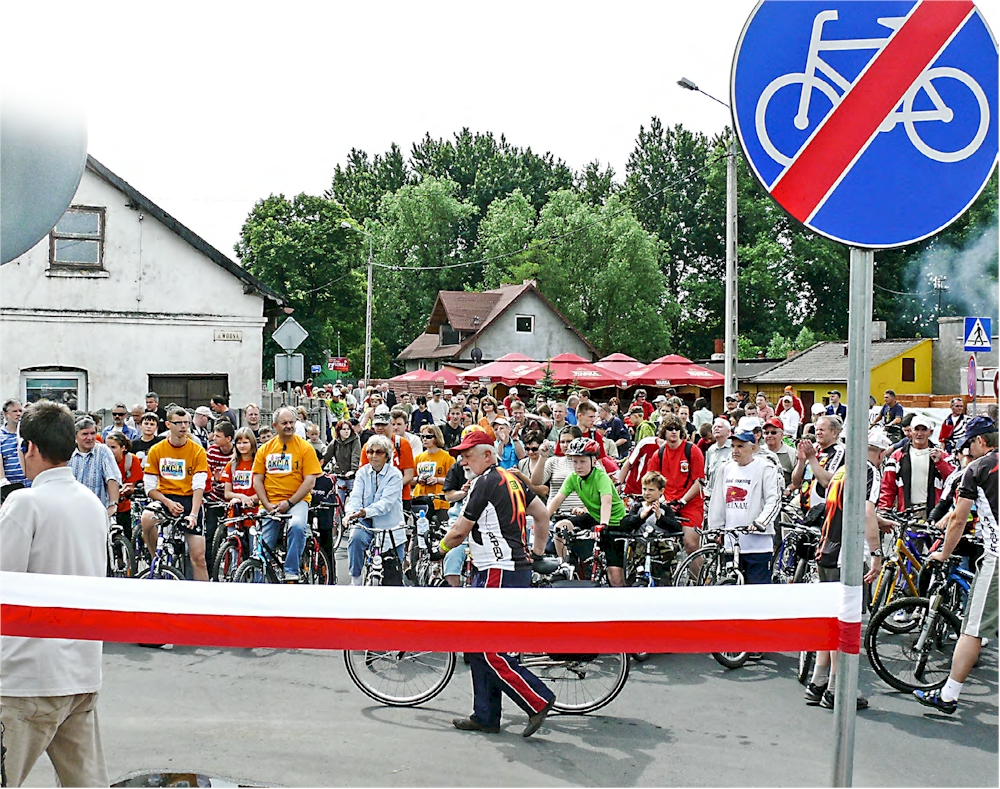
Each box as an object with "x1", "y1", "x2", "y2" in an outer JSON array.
[{"x1": 964, "y1": 317, "x2": 992, "y2": 352}]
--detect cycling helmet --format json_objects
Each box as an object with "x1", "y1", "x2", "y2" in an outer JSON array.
[{"x1": 564, "y1": 437, "x2": 600, "y2": 457}]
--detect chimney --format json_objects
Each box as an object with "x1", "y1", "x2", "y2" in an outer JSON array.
[
  {"x1": 714, "y1": 338, "x2": 724, "y2": 354},
  {"x1": 872, "y1": 321, "x2": 887, "y2": 341}
]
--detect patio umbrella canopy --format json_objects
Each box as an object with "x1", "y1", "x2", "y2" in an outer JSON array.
[
  {"x1": 622, "y1": 354, "x2": 725, "y2": 388},
  {"x1": 595, "y1": 353, "x2": 645, "y2": 383},
  {"x1": 389, "y1": 367, "x2": 463, "y2": 387},
  {"x1": 508, "y1": 353, "x2": 620, "y2": 388},
  {"x1": 456, "y1": 353, "x2": 537, "y2": 384}
]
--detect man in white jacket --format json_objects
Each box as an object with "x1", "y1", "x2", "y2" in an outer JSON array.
[{"x1": 708, "y1": 425, "x2": 781, "y2": 585}]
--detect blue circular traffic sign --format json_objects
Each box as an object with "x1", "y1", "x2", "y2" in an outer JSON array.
[{"x1": 732, "y1": 0, "x2": 998, "y2": 248}]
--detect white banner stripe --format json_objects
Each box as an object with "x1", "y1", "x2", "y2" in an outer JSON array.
[{"x1": 0, "y1": 572, "x2": 842, "y2": 623}]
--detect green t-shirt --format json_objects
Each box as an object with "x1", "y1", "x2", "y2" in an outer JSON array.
[{"x1": 559, "y1": 467, "x2": 626, "y2": 528}]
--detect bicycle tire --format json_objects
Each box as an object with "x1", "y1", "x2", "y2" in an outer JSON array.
[
  {"x1": 791, "y1": 558, "x2": 817, "y2": 585},
  {"x1": 865, "y1": 596, "x2": 962, "y2": 692},
  {"x1": 233, "y1": 558, "x2": 278, "y2": 584},
  {"x1": 145, "y1": 564, "x2": 183, "y2": 581},
  {"x1": 343, "y1": 649, "x2": 456, "y2": 707},
  {"x1": 303, "y1": 543, "x2": 333, "y2": 585},
  {"x1": 797, "y1": 650, "x2": 816, "y2": 685},
  {"x1": 522, "y1": 652, "x2": 630, "y2": 714},
  {"x1": 108, "y1": 533, "x2": 135, "y2": 578},
  {"x1": 213, "y1": 538, "x2": 244, "y2": 583},
  {"x1": 331, "y1": 506, "x2": 345, "y2": 552},
  {"x1": 672, "y1": 544, "x2": 719, "y2": 587}
]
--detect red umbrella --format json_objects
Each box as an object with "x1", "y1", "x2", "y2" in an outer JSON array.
[
  {"x1": 622, "y1": 354, "x2": 725, "y2": 388},
  {"x1": 508, "y1": 353, "x2": 619, "y2": 388},
  {"x1": 456, "y1": 353, "x2": 538, "y2": 384},
  {"x1": 389, "y1": 367, "x2": 463, "y2": 387},
  {"x1": 595, "y1": 353, "x2": 645, "y2": 382}
]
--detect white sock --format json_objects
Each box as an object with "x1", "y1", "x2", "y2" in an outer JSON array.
[
  {"x1": 811, "y1": 662, "x2": 830, "y2": 687},
  {"x1": 827, "y1": 674, "x2": 836, "y2": 693},
  {"x1": 351, "y1": 576, "x2": 363, "y2": 586},
  {"x1": 941, "y1": 678, "x2": 964, "y2": 703}
]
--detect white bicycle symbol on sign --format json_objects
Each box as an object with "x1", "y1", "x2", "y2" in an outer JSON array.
[{"x1": 756, "y1": 10, "x2": 990, "y2": 167}]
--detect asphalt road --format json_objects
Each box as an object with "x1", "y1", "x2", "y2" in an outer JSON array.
[{"x1": 20, "y1": 640, "x2": 997, "y2": 787}]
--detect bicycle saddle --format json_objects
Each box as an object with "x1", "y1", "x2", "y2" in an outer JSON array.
[{"x1": 531, "y1": 556, "x2": 564, "y2": 575}]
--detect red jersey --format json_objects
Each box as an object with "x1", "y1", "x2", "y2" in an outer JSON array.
[
  {"x1": 648, "y1": 440, "x2": 706, "y2": 529},
  {"x1": 623, "y1": 437, "x2": 661, "y2": 496},
  {"x1": 630, "y1": 400, "x2": 654, "y2": 420}
]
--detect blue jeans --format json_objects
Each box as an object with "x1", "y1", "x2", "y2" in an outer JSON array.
[
  {"x1": 262, "y1": 500, "x2": 309, "y2": 579},
  {"x1": 348, "y1": 523, "x2": 405, "y2": 580},
  {"x1": 740, "y1": 552, "x2": 772, "y2": 585}
]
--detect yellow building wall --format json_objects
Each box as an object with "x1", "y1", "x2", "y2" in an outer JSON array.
[{"x1": 870, "y1": 339, "x2": 933, "y2": 399}]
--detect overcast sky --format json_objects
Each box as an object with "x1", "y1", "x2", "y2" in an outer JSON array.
[{"x1": 5, "y1": 0, "x2": 998, "y2": 257}]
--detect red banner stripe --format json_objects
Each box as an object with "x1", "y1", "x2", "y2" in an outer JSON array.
[
  {"x1": 838, "y1": 620, "x2": 862, "y2": 655},
  {"x1": 0, "y1": 605, "x2": 840, "y2": 653},
  {"x1": 769, "y1": 0, "x2": 975, "y2": 222}
]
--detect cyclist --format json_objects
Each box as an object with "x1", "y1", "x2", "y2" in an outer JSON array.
[
  {"x1": 545, "y1": 437, "x2": 628, "y2": 587},
  {"x1": 706, "y1": 423, "x2": 781, "y2": 584},
  {"x1": 879, "y1": 413, "x2": 955, "y2": 521},
  {"x1": 647, "y1": 414, "x2": 706, "y2": 564},
  {"x1": 70, "y1": 416, "x2": 121, "y2": 519},
  {"x1": 221, "y1": 427, "x2": 259, "y2": 509},
  {"x1": 804, "y1": 428, "x2": 889, "y2": 711},
  {"x1": 413, "y1": 423, "x2": 455, "y2": 521},
  {"x1": 360, "y1": 407, "x2": 416, "y2": 510},
  {"x1": 141, "y1": 406, "x2": 210, "y2": 581},
  {"x1": 915, "y1": 416, "x2": 998, "y2": 715},
  {"x1": 619, "y1": 471, "x2": 684, "y2": 536},
  {"x1": 252, "y1": 407, "x2": 322, "y2": 584},
  {"x1": 791, "y1": 414, "x2": 846, "y2": 525},
  {"x1": 321, "y1": 419, "x2": 361, "y2": 506},
  {"x1": 345, "y1": 434, "x2": 405, "y2": 586},
  {"x1": 437, "y1": 429, "x2": 555, "y2": 737}
]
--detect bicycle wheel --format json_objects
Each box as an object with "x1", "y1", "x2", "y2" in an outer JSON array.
[
  {"x1": 343, "y1": 649, "x2": 456, "y2": 707},
  {"x1": 108, "y1": 533, "x2": 135, "y2": 578},
  {"x1": 672, "y1": 545, "x2": 719, "y2": 587},
  {"x1": 233, "y1": 558, "x2": 277, "y2": 584},
  {"x1": 904, "y1": 67, "x2": 990, "y2": 163},
  {"x1": 797, "y1": 650, "x2": 816, "y2": 685},
  {"x1": 331, "y1": 506, "x2": 345, "y2": 552},
  {"x1": 791, "y1": 558, "x2": 816, "y2": 585},
  {"x1": 303, "y1": 542, "x2": 333, "y2": 585},
  {"x1": 523, "y1": 652, "x2": 630, "y2": 714},
  {"x1": 865, "y1": 596, "x2": 961, "y2": 692},
  {"x1": 209, "y1": 523, "x2": 228, "y2": 577},
  {"x1": 710, "y1": 578, "x2": 749, "y2": 669},
  {"x1": 213, "y1": 538, "x2": 244, "y2": 583},
  {"x1": 145, "y1": 564, "x2": 183, "y2": 581}
]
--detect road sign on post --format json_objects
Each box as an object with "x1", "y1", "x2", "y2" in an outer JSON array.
[
  {"x1": 964, "y1": 316, "x2": 993, "y2": 351},
  {"x1": 272, "y1": 317, "x2": 309, "y2": 353},
  {"x1": 732, "y1": 1, "x2": 998, "y2": 249},
  {"x1": 274, "y1": 354, "x2": 304, "y2": 384}
]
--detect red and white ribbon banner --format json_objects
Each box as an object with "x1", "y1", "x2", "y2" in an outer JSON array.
[{"x1": 0, "y1": 572, "x2": 862, "y2": 654}]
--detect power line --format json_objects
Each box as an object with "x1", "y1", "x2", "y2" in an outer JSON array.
[{"x1": 873, "y1": 282, "x2": 932, "y2": 297}]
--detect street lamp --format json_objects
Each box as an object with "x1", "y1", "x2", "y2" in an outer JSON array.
[
  {"x1": 341, "y1": 221, "x2": 375, "y2": 388},
  {"x1": 678, "y1": 77, "x2": 738, "y2": 399}
]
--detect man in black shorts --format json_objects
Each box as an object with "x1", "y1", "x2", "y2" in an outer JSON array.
[{"x1": 439, "y1": 430, "x2": 555, "y2": 737}]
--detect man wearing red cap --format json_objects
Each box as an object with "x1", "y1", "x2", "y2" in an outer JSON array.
[
  {"x1": 775, "y1": 386, "x2": 805, "y2": 421},
  {"x1": 438, "y1": 430, "x2": 556, "y2": 738}
]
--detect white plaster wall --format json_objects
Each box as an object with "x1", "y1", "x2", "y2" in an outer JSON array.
[
  {"x1": 0, "y1": 166, "x2": 267, "y2": 409},
  {"x1": 476, "y1": 291, "x2": 594, "y2": 361}
]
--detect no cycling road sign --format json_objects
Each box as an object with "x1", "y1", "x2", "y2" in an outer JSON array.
[{"x1": 732, "y1": 0, "x2": 998, "y2": 248}]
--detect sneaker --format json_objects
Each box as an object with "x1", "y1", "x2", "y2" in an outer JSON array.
[
  {"x1": 522, "y1": 698, "x2": 555, "y2": 738},
  {"x1": 804, "y1": 682, "x2": 827, "y2": 705},
  {"x1": 913, "y1": 688, "x2": 958, "y2": 715},
  {"x1": 819, "y1": 690, "x2": 869, "y2": 710},
  {"x1": 452, "y1": 716, "x2": 500, "y2": 734}
]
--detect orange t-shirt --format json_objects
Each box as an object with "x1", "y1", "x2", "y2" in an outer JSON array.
[
  {"x1": 221, "y1": 457, "x2": 255, "y2": 496},
  {"x1": 252, "y1": 435, "x2": 322, "y2": 505},
  {"x1": 360, "y1": 434, "x2": 416, "y2": 501},
  {"x1": 144, "y1": 438, "x2": 209, "y2": 497}
]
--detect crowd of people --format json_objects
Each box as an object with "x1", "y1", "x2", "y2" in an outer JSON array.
[{"x1": 0, "y1": 375, "x2": 996, "y2": 771}]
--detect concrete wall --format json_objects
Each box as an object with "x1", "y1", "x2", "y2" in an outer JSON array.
[
  {"x1": 933, "y1": 317, "x2": 999, "y2": 395},
  {"x1": 475, "y1": 291, "x2": 594, "y2": 361},
  {"x1": 0, "y1": 167, "x2": 266, "y2": 410}
]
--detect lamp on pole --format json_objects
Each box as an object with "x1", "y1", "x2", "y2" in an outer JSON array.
[
  {"x1": 677, "y1": 77, "x2": 738, "y2": 399},
  {"x1": 341, "y1": 221, "x2": 375, "y2": 388}
]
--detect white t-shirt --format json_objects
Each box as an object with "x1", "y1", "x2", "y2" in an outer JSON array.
[
  {"x1": 721, "y1": 459, "x2": 772, "y2": 554},
  {"x1": 543, "y1": 455, "x2": 584, "y2": 511},
  {"x1": 909, "y1": 446, "x2": 931, "y2": 508},
  {"x1": 427, "y1": 398, "x2": 450, "y2": 424},
  {"x1": 0, "y1": 466, "x2": 107, "y2": 696}
]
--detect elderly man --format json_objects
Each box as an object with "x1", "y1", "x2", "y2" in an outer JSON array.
[
  {"x1": 439, "y1": 430, "x2": 555, "y2": 737},
  {"x1": 103, "y1": 403, "x2": 138, "y2": 443},
  {"x1": 879, "y1": 413, "x2": 955, "y2": 520},
  {"x1": 70, "y1": 416, "x2": 121, "y2": 518},
  {"x1": 763, "y1": 417, "x2": 796, "y2": 490},
  {"x1": 191, "y1": 406, "x2": 214, "y2": 448},
  {"x1": 705, "y1": 417, "x2": 733, "y2": 499},
  {"x1": 939, "y1": 397, "x2": 968, "y2": 454},
  {"x1": 345, "y1": 434, "x2": 405, "y2": 585},
  {"x1": 791, "y1": 415, "x2": 846, "y2": 520}
]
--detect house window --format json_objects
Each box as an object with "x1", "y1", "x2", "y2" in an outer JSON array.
[
  {"x1": 21, "y1": 369, "x2": 88, "y2": 411},
  {"x1": 515, "y1": 315, "x2": 534, "y2": 334},
  {"x1": 49, "y1": 206, "x2": 105, "y2": 269},
  {"x1": 901, "y1": 357, "x2": 916, "y2": 382}
]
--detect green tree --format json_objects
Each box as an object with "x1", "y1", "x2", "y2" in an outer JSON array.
[
  {"x1": 532, "y1": 363, "x2": 561, "y2": 402},
  {"x1": 327, "y1": 145, "x2": 411, "y2": 225},
  {"x1": 235, "y1": 193, "x2": 366, "y2": 377}
]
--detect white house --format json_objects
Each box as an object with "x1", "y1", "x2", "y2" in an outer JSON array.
[{"x1": 0, "y1": 156, "x2": 285, "y2": 412}]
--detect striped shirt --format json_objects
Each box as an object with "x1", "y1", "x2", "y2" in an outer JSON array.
[
  {"x1": 1, "y1": 427, "x2": 29, "y2": 487},
  {"x1": 70, "y1": 442, "x2": 121, "y2": 506}
]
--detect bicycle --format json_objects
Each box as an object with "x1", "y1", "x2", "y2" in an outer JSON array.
[
  {"x1": 864, "y1": 555, "x2": 973, "y2": 692},
  {"x1": 129, "y1": 495, "x2": 152, "y2": 576},
  {"x1": 311, "y1": 473, "x2": 347, "y2": 559},
  {"x1": 755, "y1": 9, "x2": 990, "y2": 167},
  {"x1": 140, "y1": 502, "x2": 191, "y2": 581},
  {"x1": 211, "y1": 504, "x2": 257, "y2": 582},
  {"x1": 870, "y1": 511, "x2": 940, "y2": 618},
  {"x1": 107, "y1": 515, "x2": 134, "y2": 578},
  {"x1": 405, "y1": 496, "x2": 450, "y2": 588},
  {"x1": 232, "y1": 512, "x2": 332, "y2": 585}
]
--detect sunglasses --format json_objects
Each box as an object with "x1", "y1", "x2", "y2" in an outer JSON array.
[
  {"x1": 112, "y1": 412, "x2": 127, "y2": 417},
  {"x1": 420, "y1": 434, "x2": 435, "y2": 439},
  {"x1": 764, "y1": 430, "x2": 782, "y2": 436},
  {"x1": 369, "y1": 449, "x2": 387, "y2": 456},
  {"x1": 525, "y1": 445, "x2": 540, "y2": 452},
  {"x1": 664, "y1": 427, "x2": 680, "y2": 432}
]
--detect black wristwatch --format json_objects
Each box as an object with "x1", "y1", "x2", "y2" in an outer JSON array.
[{"x1": 871, "y1": 549, "x2": 883, "y2": 557}]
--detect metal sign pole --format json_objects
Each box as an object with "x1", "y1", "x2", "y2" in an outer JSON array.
[
  {"x1": 724, "y1": 137, "x2": 739, "y2": 399},
  {"x1": 832, "y1": 247, "x2": 874, "y2": 787}
]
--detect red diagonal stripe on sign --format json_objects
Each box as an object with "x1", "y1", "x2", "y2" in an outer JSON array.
[{"x1": 769, "y1": 0, "x2": 975, "y2": 223}]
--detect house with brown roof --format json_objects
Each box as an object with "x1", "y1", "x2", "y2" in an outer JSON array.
[{"x1": 396, "y1": 280, "x2": 598, "y2": 371}]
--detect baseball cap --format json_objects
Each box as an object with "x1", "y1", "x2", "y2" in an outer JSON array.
[
  {"x1": 450, "y1": 429, "x2": 495, "y2": 455},
  {"x1": 781, "y1": 395, "x2": 793, "y2": 404},
  {"x1": 194, "y1": 406, "x2": 212, "y2": 417},
  {"x1": 332, "y1": 387, "x2": 342, "y2": 396},
  {"x1": 372, "y1": 406, "x2": 391, "y2": 425},
  {"x1": 827, "y1": 390, "x2": 841, "y2": 397},
  {"x1": 958, "y1": 416, "x2": 997, "y2": 451},
  {"x1": 867, "y1": 428, "x2": 892, "y2": 450},
  {"x1": 811, "y1": 402, "x2": 826, "y2": 415},
  {"x1": 509, "y1": 387, "x2": 518, "y2": 394},
  {"x1": 784, "y1": 386, "x2": 794, "y2": 392},
  {"x1": 492, "y1": 416, "x2": 510, "y2": 427},
  {"x1": 654, "y1": 395, "x2": 668, "y2": 403},
  {"x1": 764, "y1": 417, "x2": 783, "y2": 431},
  {"x1": 432, "y1": 387, "x2": 442, "y2": 394},
  {"x1": 736, "y1": 416, "x2": 763, "y2": 433},
  {"x1": 732, "y1": 429, "x2": 757, "y2": 443},
  {"x1": 725, "y1": 394, "x2": 738, "y2": 403},
  {"x1": 910, "y1": 414, "x2": 934, "y2": 430}
]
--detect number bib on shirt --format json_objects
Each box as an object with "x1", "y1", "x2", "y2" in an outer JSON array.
[
  {"x1": 232, "y1": 469, "x2": 253, "y2": 490},
  {"x1": 159, "y1": 458, "x2": 187, "y2": 480},
  {"x1": 266, "y1": 453, "x2": 291, "y2": 474}
]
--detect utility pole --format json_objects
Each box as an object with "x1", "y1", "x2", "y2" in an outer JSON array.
[{"x1": 929, "y1": 274, "x2": 948, "y2": 321}]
